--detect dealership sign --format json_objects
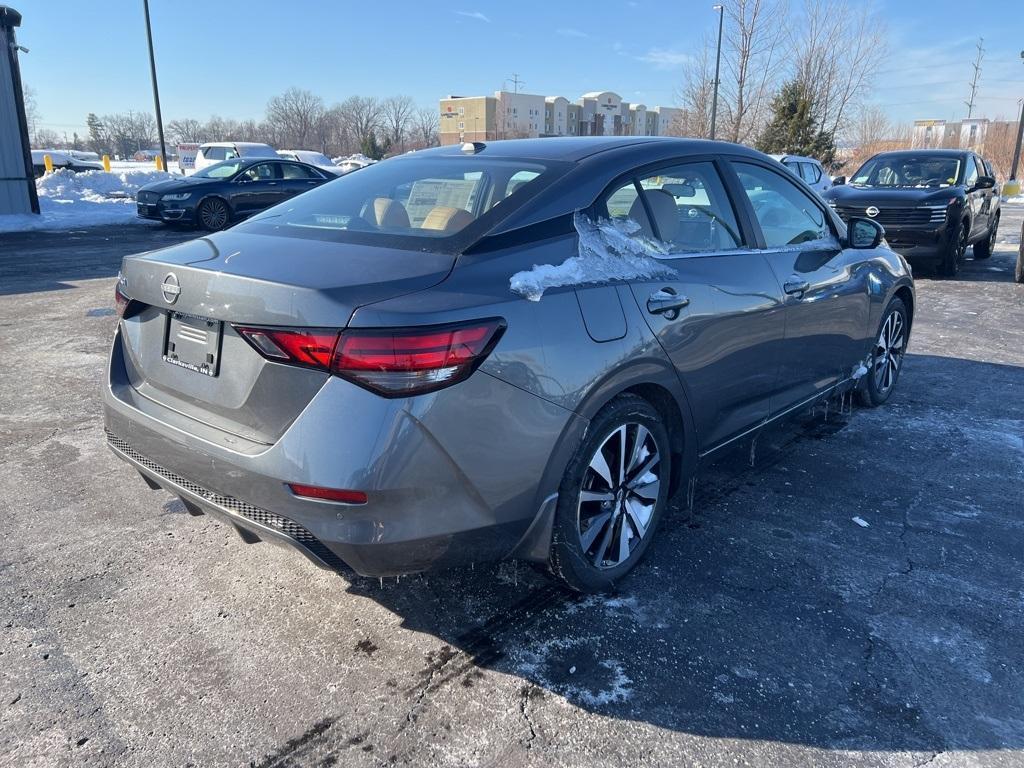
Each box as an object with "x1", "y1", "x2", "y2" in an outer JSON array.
[{"x1": 177, "y1": 143, "x2": 200, "y2": 171}]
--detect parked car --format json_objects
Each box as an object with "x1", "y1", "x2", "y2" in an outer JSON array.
[
  {"x1": 825, "y1": 149, "x2": 1000, "y2": 277},
  {"x1": 277, "y1": 149, "x2": 342, "y2": 174},
  {"x1": 30, "y1": 149, "x2": 103, "y2": 178},
  {"x1": 136, "y1": 157, "x2": 334, "y2": 230},
  {"x1": 192, "y1": 141, "x2": 278, "y2": 173},
  {"x1": 108, "y1": 137, "x2": 913, "y2": 592},
  {"x1": 333, "y1": 153, "x2": 376, "y2": 174},
  {"x1": 769, "y1": 153, "x2": 832, "y2": 196}
]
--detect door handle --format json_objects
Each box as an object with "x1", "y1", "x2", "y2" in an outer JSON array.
[
  {"x1": 646, "y1": 288, "x2": 690, "y2": 317},
  {"x1": 783, "y1": 278, "x2": 810, "y2": 295}
]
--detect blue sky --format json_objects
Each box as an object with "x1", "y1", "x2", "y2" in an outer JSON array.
[{"x1": 13, "y1": 0, "x2": 1024, "y2": 138}]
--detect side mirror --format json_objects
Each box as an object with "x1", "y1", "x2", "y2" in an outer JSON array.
[
  {"x1": 832, "y1": 175, "x2": 846, "y2": 186},
  {"x1": 973, "y1": 175, "x2": 996, "y2": 190},
  {"x1": 847, "y1": 217, "x2": 884, "y2": 249}
]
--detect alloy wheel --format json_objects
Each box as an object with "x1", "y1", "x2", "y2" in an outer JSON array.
[
  {"x1": 200, "y1": 200, "x2": 228, "y2": 230},
  {"x1": 872, "y1": 310, "x2": 906, "y2": 396},
  {"x1": 576, "y1": 423, "x2": 662, "y2": 569}
]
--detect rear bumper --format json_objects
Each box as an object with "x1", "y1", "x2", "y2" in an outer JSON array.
[{"x1": 103, "y1": 327, "x2": 581, "y2": 577}]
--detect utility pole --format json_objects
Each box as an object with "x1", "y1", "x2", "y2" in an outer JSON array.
[
  {"x1": 710, "y1": 4, "x2": 724, "y2": 140},
  {"x1": 965, "y1": 37, "x2": 984, "y2": 118},
  {"x1": 143, "y1": 0, "x2": 168, "y2": 172},
  {"x1": 510, "y1": 73, "x2": 524, "y2": 94},
  {"x1": 1011, "y1": 98, "x2": 1023, "y2": 181}
]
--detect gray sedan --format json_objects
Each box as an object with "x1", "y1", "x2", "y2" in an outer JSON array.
[{"x1": 105, "y1": 136, "x2": 914, "y2": 592}]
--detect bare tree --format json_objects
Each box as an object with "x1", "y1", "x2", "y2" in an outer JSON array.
[
  {"x1": 168, "y1": 117, "x2": 205, "y2": 143},
  {"x1": 789, "y1": 0, "x2": 887, "y2": 141},
  {"x1": 337, "y1": 96, "x2": 382, "y2": 147},
  {"x1": 675, "y1": 37, "x2": 716, "y2": 137},
  {"x1": 410, "y1": 107, "x2": 440, "y2": 149},
  {"x1": 102, "y1": 111, "x2": 157, "y2": 157},
  {"x1": 380, "y1": 95, "x2": 416, "y2": 152},
  {"x1": 24, "y1": 84, "x2": 42, "y2": 143},
  {"x1": 265, "y1": 87, "x2": 325, "y2": 148},
  {"x1": 844, "y1": 104, "x2": 910, "y2": 173}
]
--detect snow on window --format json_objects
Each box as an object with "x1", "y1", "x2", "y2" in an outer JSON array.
[{"x1": 509, "y1": 212, "x2": 677, "y2": 301}]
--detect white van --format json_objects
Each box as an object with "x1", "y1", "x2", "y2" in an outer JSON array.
[{"x1": 192, "y1": 142, "x2": 277, "y2": 173}]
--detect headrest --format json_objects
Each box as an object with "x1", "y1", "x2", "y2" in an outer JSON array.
[
  {"x1": 420, "y1": 206, "x2": 474, "y2": 233},
  {"x1": 628, "y1": 189, "x2": 679, "y2": 242},
  {"x1": 361, "y1": 197, "x2": 410, "y2": 229}
]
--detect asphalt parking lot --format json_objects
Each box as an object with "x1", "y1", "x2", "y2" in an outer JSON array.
[{"x1": 1, "y1": 211, "x2": 1022, "y2": 767}]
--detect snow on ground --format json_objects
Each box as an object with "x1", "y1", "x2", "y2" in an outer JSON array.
[{"x1": 0, "y1": 166, "x2": 171, "y2": 233}]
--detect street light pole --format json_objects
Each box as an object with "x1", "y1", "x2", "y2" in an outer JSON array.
[
  {"x1": 710, "y1": 4, "x2": 724, "y2": 141},
  {"x1": 1011, "y1": 98, "x2": 1023, "y2": 181},
  {"x1": 142, "y1": 0, "x2": 168, "y2": 172}
]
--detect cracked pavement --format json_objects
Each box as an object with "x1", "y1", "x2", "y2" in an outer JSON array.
[{"x1": 1, "y1": 206, "x2": 1022, "y2": 767}]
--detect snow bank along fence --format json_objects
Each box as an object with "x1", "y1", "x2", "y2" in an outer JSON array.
[{"x1": 0, "y1": 5, "x2": 38, "y2": 216}]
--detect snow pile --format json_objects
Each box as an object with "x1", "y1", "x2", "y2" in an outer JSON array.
[
  {"x1": 0, "y1": 168, "x2": 170, "y2": 233},
  {"x1": 510, "y1": 212, "x2": 677, "y2": 301}
]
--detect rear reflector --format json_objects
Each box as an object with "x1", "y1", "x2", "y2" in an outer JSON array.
[
  {"x1": 287, "y1": 483, "x2": 367, "y2": 504},
  {"x1": 234, "y1": 319, "x2": 505, "y2": 397}
]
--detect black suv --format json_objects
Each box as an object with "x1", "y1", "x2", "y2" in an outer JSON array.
[{"x1": 825, "y1": 149, "x2": 1000, "y2": 276}]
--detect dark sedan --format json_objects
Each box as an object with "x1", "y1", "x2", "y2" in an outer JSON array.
[
  {"x1": 136, "y1": 157, "x2": 336, "y2": 231},
  {"x1": 109, "y1": 137, "x2": 913, "y2": 591},
  {"x1": 825, "y1": 149, "x2": 1000, "y2": 277}
]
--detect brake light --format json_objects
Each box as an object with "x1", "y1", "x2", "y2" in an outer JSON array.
[
  {"x1": 332, "y1": 319, "x2": 505, "y2": 396},
  {"x1": 234, "y1": 327, "x2": 338, "y2": 370},
  {"x1": 233, "y1": 319, "x2": 505, "y2": 397},
  {"x1": 115, "y1": 284, "x2": 131, "y2": 318},
  {"x1": 288, "y1": 483, "x2": 367, "y2": 504}
]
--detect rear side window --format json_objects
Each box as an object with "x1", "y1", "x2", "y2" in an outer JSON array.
[
  {"x1": 600, "y1": 161, "x2": 743, "y2": 253},
  {"x1": 241, "y1": 154, "x2": 570, "y2": 252},
  {"x1": 281, "y1": 163, "x2": 320, "y2": 180},
  {"x1": 203, "y1": 146, "x2": 227, "y2": 161},
  {"x1": 800, "y1": 162, "x2": 822, "y2": 183},
  {"x1": 733, "y1": 162, "x2": 832, "y2": 247}
]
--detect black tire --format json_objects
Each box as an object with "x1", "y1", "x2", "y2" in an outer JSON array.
[
  {"x1": 197, "y1": 197, "x2": 230, "y2": 231},
  {"x1": 548, "y1": 394, "x2": 672, "y2": 593},
  {"x1": 972, "y1": 214, "x2": 998, "y2": 260},
  {"x1": 937, "y1": 220, "x2": 966, "y2": 277},
  {"x1": 857, "y1": 297, "x2": 909, "y2": 408}
]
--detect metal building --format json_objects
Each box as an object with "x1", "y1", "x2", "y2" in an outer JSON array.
[{"x1": 0, "y1": 5, "x2": 38, "y2": 216}]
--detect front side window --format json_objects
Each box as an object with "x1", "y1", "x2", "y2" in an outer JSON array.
[
  {"x1": 601, "y1": 162, "x2": 743, "y2": 253},
  {"x1": 733, "y1": 162, "x2": 832, "y2": 247},
  {"x1": 964, "y1": 155, "x2": 979, "y2": 186},
  {"x1": 238, "y1": 162, "x2": 279, "y2": 182},
  {"x1": 801, "y1": 162, "x2": 822, "y2": 183},
  {"x1": 203, "y1": 146, "x2": 227, "y2": 162}
]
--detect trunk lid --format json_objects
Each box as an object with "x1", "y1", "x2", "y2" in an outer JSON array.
[{"x1": 116, "y1": 230, "x2": 455, "y2": 443}]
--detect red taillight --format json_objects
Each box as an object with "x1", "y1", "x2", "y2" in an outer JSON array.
[
  {"x1": 288, "y1": 483, "x2": 367, "y2": 504},
  {"x1": 234, "y1": 319, "x2": 505, "y2": 397},
  {"x1": 234, "y1": 327, "x2": 338, "y2": 370},
  {"x1": 332, "y1": 319, "x2": 505, "y2": 396},
  {"x1": 115, "y1": 284, "x2": 130, "y2": 318}
]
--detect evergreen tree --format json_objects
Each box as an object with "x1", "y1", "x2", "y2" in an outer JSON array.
[
  {"x1": 756, "y1": 82, "x2": 835, "y2": 165},
  {"x1": 85, "y1": 113, "x2": 106, "y2": 155},
  {"x1": 360, "y1": 130, "x2": 384, "y2": 160}
]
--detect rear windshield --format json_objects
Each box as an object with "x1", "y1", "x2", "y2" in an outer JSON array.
[{"x1": 240, "y1": 153, "x2": 569, "y2": 252}]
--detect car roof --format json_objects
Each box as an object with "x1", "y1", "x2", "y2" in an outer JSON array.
[
  {"x1": 873, "y1": 148, "x2": 967, "y2": 157},
  {"x1": 769, "y1": 153, "x2": 819, "y2": 163},
  {"x1": 201, "y1": 141, "x2": 274, "y2": 149},
  {"x1": 412, "y1": 136, "x2": 764, "y2": 163}
]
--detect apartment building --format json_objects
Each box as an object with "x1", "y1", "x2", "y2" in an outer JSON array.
[
  {"x1": 440, "y1": 89, "x2": 683, "y2": 145},
  {"x1": 911, "y1": 118, "x2": 1014, "y2": 153}
]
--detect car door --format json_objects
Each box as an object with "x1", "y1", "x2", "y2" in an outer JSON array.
[
  {"x1": 279, "y1": 162, "x2": 326, "y2": 199},
  {"x1": 605, "y1": 159, "x2": 786, "y2": 451},
  {"x1": 230, "y1": 162, "x2": 284, "y2": 216},
  {"x1": 962, "y1": 154, "x2": 986, "y2": 239},
  {"x1": 729, "y1": 160, "x2": 872, "y2": 414}
]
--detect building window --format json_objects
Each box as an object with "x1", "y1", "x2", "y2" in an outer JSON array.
[
  {"x1": 458, "y1": 121, "x2": 465, "y2": 129},
  {"x1": 458, "y1": 106, "x2": 465, "y2": 116}
]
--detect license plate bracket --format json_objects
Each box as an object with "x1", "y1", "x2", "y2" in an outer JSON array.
[{"x1": 163, "y1": 312, "x2": 223, "y2": 377}]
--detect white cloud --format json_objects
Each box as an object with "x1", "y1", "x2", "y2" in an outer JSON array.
[
  {"x1": 455, "y1": 10, "x2": 491, "y2": 22},
  {"x1": 557, "y1": 28, "x2": 590, "y2": 38},
  {"x1": 637, "y1": 48, "x2": 692, "y2": 70}
]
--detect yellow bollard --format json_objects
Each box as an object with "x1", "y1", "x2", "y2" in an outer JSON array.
[
  {"x1": 102, "y1": 154, "x2": 111, "y2": 172},
  {"x1": 155, "y1": 155, "x2": 164, "y2": 172},
  {"x1": 43, "y1": 154, "x2": 53, "y2": 174},
  {"x1": 1003, "y1": 180, "x2": 1021, "y2": 198}
]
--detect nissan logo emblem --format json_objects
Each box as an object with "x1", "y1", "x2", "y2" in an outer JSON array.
[
  {"x1": 160, "y1": 273, "x2": 181, "y2": 304},
  {"x1": 865, "y1": 206, "x2": 880, "y2": 218}
]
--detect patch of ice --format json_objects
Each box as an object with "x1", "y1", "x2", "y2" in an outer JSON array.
[
  {"x1": 509, "y1": 212, "x2": 677, "y2": 301},
  {"x1": 852, "y1": 516, "x2": 870, "y2": 528},
  {"x1": 0, "y1": 168, "x2": 169, "y2": 233},
  {"x1": 851, "y1": 356, "x2": 870, "y2": 380},
  {"x1": 515, "y1": 636, "x2": 633, "y2": 706}
]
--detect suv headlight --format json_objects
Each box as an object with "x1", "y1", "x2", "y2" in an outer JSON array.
[{"x1": 161, "y1": 192, "x2": 191, "y2": 201}]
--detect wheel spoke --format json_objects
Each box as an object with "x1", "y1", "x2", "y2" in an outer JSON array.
[
  {"x1": 625, "y1": 499, "x2": 649, "y2": 537},
  {"x1": 580, "y1": 511, "x2": 612, "y2": 552},
  {"x1": 580, "y1": 489, "x2": 615, "y2": 504},
  {"x1": 588, "y1": 449, "x2": 614, "y2": 490},
  {"x1": 626, "y1": 426, "x2": 650, "y2": 476},
  {"x1": 616, "y1": 425, "x2": 627, "y2": 486},
  {"x1": 616, "y1": 516, "x2": 631, "y2": 564},
  {"x1": 626, "y1": 452, "x2": 659, "y2": 487},
  {"x1": 629, "y1": 477, "x2": 660, "y2": 501},
  {"x1": 592, "y1": 514, "x2": 616, "y2": 566}
]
